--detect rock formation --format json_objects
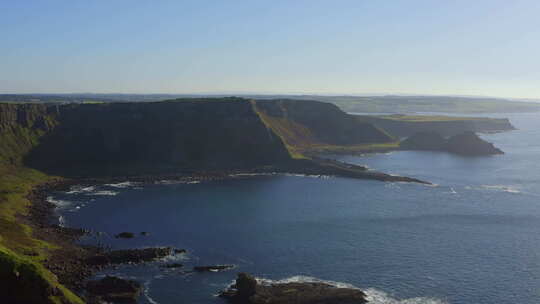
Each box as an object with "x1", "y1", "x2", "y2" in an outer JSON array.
[
  {"x1": 220, "y1": 273, "x2": 368, "y2": 304},
  {"x1": 86, "y1": 276, "x2": 142, "y2": 303},
  {"x1": 401, "y1": 131, "x2": 504, "y2": 155}
]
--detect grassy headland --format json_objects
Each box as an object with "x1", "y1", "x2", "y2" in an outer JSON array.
[{"x1": 0, "y1": 98, "x2": 516, "y2": 303}]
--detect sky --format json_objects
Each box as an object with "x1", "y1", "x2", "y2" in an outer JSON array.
[{"x1": 1, "y1": 0, "x2": 540, "y2": 98}]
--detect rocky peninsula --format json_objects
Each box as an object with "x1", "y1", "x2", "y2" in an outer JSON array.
[{"x1": 401, "y1": 131, "x2": 504, "y2": 156}]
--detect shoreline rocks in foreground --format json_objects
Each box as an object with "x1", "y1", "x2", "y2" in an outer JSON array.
[
  {"x1": 86, "y1": 247, "x2": 176, "y2": 267},
  {"x1": 220, "y1": 273, "x2": 368, "y2": 304},
  {"x1": 86, "y1": 276, "x2": 142, "y2": 303}
]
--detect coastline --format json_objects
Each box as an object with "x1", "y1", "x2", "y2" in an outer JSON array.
[{"x1": 25, "y1": 160, "x2": 430, "y2": 301}]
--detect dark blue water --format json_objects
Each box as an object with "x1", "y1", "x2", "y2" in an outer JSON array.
[{"x1": 51, "y1": 112, "x2": 540, "y2": 304}]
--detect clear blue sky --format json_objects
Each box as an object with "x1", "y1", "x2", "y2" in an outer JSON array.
[{"x1": 1, "y1": 0, "x2": 540, "y2": 98}]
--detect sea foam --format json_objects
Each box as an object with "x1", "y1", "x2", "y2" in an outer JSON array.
[{"x1": 255, "y1": 276, "x2": 447, "y2": 304}]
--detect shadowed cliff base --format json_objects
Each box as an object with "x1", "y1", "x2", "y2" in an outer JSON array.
[{"x1": 2, "y1": 98, "x2": 425, "y2": 183}]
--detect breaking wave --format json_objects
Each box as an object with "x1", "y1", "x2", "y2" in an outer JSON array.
[
  {"x1": 365, "y1": 288, "x2": 447, "y2": 304},
  {"x1": 89, "y1": 190, "x2": 119, "y2": 196},
  {"x1": 65, "y1": 186, "x2": 96, "y2": 194},
  {"x1": 255, "y1": 276, "x2": 447, "y2": 304},
  {"x1": 480, "y1": 185, "x2": 521, "y2": 194},
  {"x1": 105, "y1": 181, "x2": 139, "y2": 188}
]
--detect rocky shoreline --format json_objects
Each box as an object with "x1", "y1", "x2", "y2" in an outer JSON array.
[
  {"x1": 24, "y1": 158, "x2": 428, "y2": 303},
  {"x1": 220, "y1": 273, "x2": 368, "y2": 304},
  {"x1": 25, "y1": 179, "x2": 189, "y2": 301}
]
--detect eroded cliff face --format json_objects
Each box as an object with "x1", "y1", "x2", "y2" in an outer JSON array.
[
  {"x1": 0, "y1": 103, "x2": 59, "y2": 165},
  {"x1": 19, "y1": 99, "x2": 291, "y2": 176},
  {"x1": 253, "y1": 99, "x2": 394, "y2": 150}
]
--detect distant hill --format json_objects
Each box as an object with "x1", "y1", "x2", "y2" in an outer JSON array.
[
  {"x1": 257, "y1": 95, "x2": 540, "y2": 114},
  {"x1": 2, "y1": 94, "x2": 540, "y2": 114}
]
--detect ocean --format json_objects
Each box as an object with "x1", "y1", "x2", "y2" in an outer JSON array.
[{"x1": 50, "y1": 111, "x2": 540, "y2": 304}]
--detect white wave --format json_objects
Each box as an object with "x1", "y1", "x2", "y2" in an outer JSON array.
[
  {"x1": 160, "y1": 252, "x2": 189, "y2": 263},
  {"x1": 255, "y1": 276, "x2": 446, "y2": 304},
  {"x1": 156, "y1": 179, "x2": 199, "y2": 185},
  {"x1": 230, "y1": 173, "x2": 271, "y2": 177},
  {"x1": 65, "y1": 186, "x2": 95, "y2": 194},
  {"x1": 143, "y1": 280, "x2": 160, "y2": 304},
  {"x1": 87, "y1": 190, "x2": 119, "y2": 196},
  {"x1": 105, "y1": 181, "x2": 138, "y2": 188},
  {"x1": 230, "y1": 172, "x2": 331, "y2": 179},
  {"x1": 46, "y1": 196, "x2": 72, "y2": 208},
  {"x1": 58, "y1": 215, "x2": 66, "y2": 227},
  {"x1": 257, "y1": 275, "x2": 358, "y2": 289},
  {"x1": 365, "y1": 288, "x2": 447, "y2": 304},
  {"x1": 481, "y1": 185, "x2": 521, "y2": 194}
]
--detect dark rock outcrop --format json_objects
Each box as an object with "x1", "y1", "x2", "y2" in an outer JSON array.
[
  {"x1": 86, "y1": 276, "x2": 142, "y2": 303},
  {"x1": 86, "y1": 247, "x2": 173, "y2": 266},
  {"x1": 115, "y1": 232, "x2": 135, "y2": 239},
  {"x1": 400, "y1": 132, "x2": 447, "y2": 151},
  {"x1": 400, "y1": 131, "x2": 504, "y2": 156},
  {"x1": 160, "y1": 263, "x2": 183, "y2": 269},
  {"x1": 446, "y1": 131, "x2": 504, "y2": 155},
  {"x1": 220, "y1": 273, "x2": 368, "y2": 304}
]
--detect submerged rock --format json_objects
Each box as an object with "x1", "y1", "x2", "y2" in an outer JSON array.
[
  {"x1": 115, "y1": 232, "x2": 135, "y2": 239},
  {"x1": 220, "y1": 273, "x2": 368, "y2": 304},
  {"x1": 86, "y1": 276, "x2": 142, "y2": 303},
  {"x1": 161, "y1": 263, "x2": 183, "y2": 269},
  {"x1": 194, "y1": 265, "x2": 234, "y2": 272},
  {"x1": 86, "y1": 247, "x2": 173, "y2": 266}
]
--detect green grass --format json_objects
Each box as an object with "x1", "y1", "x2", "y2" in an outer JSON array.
[
  {"x1": 319, "y1": 95, "x2": 540, "y2": 114},
  {"x1": 0, "y1": 245, "x2": 84, "y2": 304},
  {"x1": 301, "y1": 142, "x2": 400, "y2": 154},
  {"x1": 251, "y1": 101, "x2": 400, "y2": 157},
  {"x1": 372, "y1": 114, "x2": 498, "y2": 122},
  {"x1": 0, "y1": 106, "x2": 84, "y2": 304},
  {"x1": 0, "y1": 164, "x2": 84, "y2": 303}
]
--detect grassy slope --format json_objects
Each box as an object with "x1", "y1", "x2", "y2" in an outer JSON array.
[
  {"x1": 0, "y1": 105, "x2": 84, "y2": 304},
  {"x1": 0, "y1": 165, "x2": 84, "y2": 304},
  {"x1": 372, "y1": 114, "x2": 498, "y2": 122},
  {"x1": 252, "y1": 101, "x2": 398, "y2": 157}
]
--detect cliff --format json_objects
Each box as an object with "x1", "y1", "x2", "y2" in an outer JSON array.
[
  {"x1": 356, "y1": 114, "x2": 515, "y2": 138},
  {"x1": 20, "y1": 99, "x2": 290, "y2": 176},
  {"x1": 401, "y1": 131, "x2": 504, "y2": 156},
  {"x1": 253, "y1": 99, "x2": 395, "y2": 156},
  {"x1": 0, "y1": 103, "x2": 59, "y2": 165}
]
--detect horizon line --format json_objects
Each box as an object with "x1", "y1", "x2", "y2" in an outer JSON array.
[{"x1": 1, "y1": 91, "x2": 540, "y2": 102}]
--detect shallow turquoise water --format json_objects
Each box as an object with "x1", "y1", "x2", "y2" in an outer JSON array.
[{"x1": 52, "y1": 112, "x2": 540, "y2": 304}]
